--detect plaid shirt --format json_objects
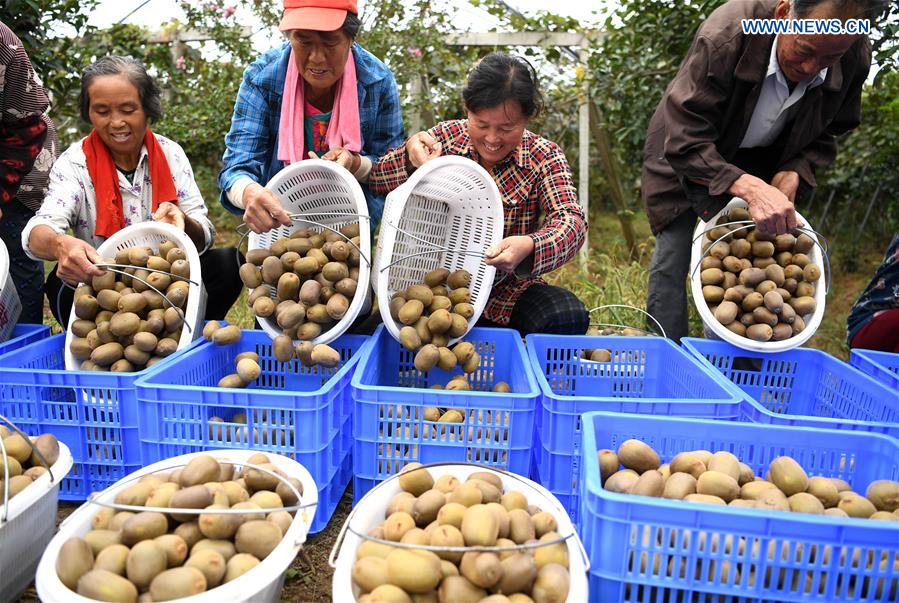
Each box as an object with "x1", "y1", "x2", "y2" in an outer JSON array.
[
  {"x1": 370, "y1": 119, "x2": 586, "y2": 325},
  {"x1": 218, "y1": 43, "x2": 404, "y2": 223}
]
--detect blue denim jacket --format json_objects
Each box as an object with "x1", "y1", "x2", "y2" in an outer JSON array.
[{"x1": 218, "y1": 43, "x2": 404, "y2": 223}]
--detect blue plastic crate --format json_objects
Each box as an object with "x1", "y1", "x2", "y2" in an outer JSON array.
[
  {"x1": 525, "y1": 334, "x2": 747, "y2": 520},
  {"x1": 0, "y1": 323, "x2": 49, "y2": 356},
  {"x1": 134, "y1": 329, "x2": 367, "y2": 534},
  {"x1": 851, "y1": 349, "x2": 899, "y2": 391},
  {"x1": 0, "y1": 333, "x2": 195, "y2": 500},
  {"x1": 350, "y1": 325, "x2": 539, "y2": 502},
  {"x1": 579, "y1": 411, "x2": 899, "y2": 602},
  {"x1": 682, "y1": 338, "x2": 899, "y2": 439}
]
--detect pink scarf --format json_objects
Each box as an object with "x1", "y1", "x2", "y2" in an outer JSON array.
[{"x1": 277, "y1": 49, "x2": 362, "y2": 164}]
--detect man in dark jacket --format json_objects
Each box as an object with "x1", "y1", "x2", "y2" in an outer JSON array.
[{"x1": 642, "y1": 0, "x2": 882, "y2": 341}]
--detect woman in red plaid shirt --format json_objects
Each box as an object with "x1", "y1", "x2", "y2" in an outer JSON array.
[{"x1": 370, "y1": 52, "x2": 588, "y2": 335}]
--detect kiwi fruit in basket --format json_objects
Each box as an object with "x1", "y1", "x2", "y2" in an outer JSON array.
[
  {"x1": 68, "y1": 240, "x2": 193, "y2": 372},
  {"x1": 350, "y1": 463, "x2": 571, "y2": 602},
  {"x1": 55, "y1": 453, "x2": 301, "y2": 600},
  {"x1": 238, "y1": 224, "x2": 359, "y2": 369},
  {"x1": 699, "y1": 207, "x2": 822, "y2": 342},
  {"x1": 0, "y1": 431, "x2": 60, "y2": 502},
  {"x1": 598, "y1": 439, "x2": 899, "y2": 593}
]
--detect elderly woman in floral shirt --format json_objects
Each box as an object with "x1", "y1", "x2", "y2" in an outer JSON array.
[
  {"x1": 23, "y1": 56, "x2": 242, "y2": 324},
  {"x1": 371, "y1": 52, "x2": 588, "y2": 335}
]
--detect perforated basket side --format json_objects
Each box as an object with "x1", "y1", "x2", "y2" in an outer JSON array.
[
  {"x1": 689, "y1": 198, "x2": 826, "y2": 353},
  {"x1": 376, "y1": 156, "x2": 504, "y2": 345},
  {"x1": 0, "y1": 239, "x2": 22, "y2": 342},
  {"x1": 63, "y1": 222, "x2": 206, "y2": 370},
  {"x1": 248, "y1": 160, "x2": 371, "y2": 345}
]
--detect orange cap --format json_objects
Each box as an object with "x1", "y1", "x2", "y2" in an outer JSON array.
[{"x1": 279, "y1": 0, "x2": 358, "y2": 32}]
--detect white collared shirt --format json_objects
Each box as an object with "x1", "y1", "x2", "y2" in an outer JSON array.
[
  {"x1": 23, "y1": 134, "x2": 215, "y2": 259},
  {"x1": 740, "y1": 34, "x2": 828, "y2": 149}
]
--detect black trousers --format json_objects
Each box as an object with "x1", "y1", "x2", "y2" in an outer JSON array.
[
  {"x1": 46, "y1": 247, "x2": 244, "y2": 325},
  {"x1": 476, "y1": 283, "x2": 588, "y2": 336}
]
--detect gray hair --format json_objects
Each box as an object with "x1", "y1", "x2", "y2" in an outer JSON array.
[
  {"x1": 790, "y1": 0, "x2": 888, "y2": 20},
  {"x1": 79, "y1": 56, "x2": 163, "y2": 123}
]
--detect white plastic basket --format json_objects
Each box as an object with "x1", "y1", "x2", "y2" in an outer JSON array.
[
  {"x1": 64, "y1": 221, "x2": 207, "y2": 370},
  {"x1": 248, "y1": 159, "x2": 372, "y2": 345},
  {"x1": 0, "y1": 432, "x2": 73, "y2": 602},
  {"x1": 375, "y1": 156, "x2": 504, "y2": 346},
  {"x1": 36, "y1": 449, "x2": 318, "y2": 603},
  {"x1": 330, "y1": 463, "x2": 589, "y2": 602},
  {"x1": 0, "y1": 238, "x2": 22, "y2": 343},
  {"x1": 689, "y1": 198, "x2": 827, "y2": 353}
]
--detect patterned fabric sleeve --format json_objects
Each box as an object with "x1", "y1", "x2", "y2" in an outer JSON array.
[
  {"x1": 21, "y1": 150, "x2": 83, "y2": 259},
  {"x1": 0, "y1": 23, "x2": 50, "y2": 204},
  {"x1": 218, "y1": 63, "x2": 273, "y2": 214},
  {"x1": 521, "y1": 143, "x2": 587, "y2": 278},
  {"x1": 369, "y1": 121, "x2": 454, "y2": 195}
]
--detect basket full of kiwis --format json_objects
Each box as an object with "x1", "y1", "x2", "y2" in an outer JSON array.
[
  {"x1": 63, "y1": 222, "x2": 206, "y2": 372},
  {"x1": 243, "y1": 159, "x2": 371, "y2": 346},
  {"x1": 330, "y1": 462, "x2": 589, "y2": 602},
  {"x1": 36, "y1": 449, "x2": 317, "y2": 603},
  {"x1": 375, "y1": 156, "x2": 504, "y2": 347},
  {"x1": 689, "y1": 198, "x2": 827, "y2": 352}
]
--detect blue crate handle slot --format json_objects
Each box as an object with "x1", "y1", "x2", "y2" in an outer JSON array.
[{"x1": 329, "y1": 461, "x2": 589, "y2": 571}]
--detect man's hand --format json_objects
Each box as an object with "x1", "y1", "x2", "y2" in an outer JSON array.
[
  {"x1": 242, "y1": 182, "x2": 292, "y2": 234},
  {"x1": 484, "y1": 236, "x2": 535, "y2": 272},
  {"x1": 405, "y1": 132, "x2": 442, "y2": 168},
  {"x1": 56, "y1": 234, "x2": 104, "y2": 284},
  {"x1": 770, "y1": 170, "x2": 800, "y2": 203},
  {"x1": 729, "y1": 173, "x2": 798, "y2": 235},
  {"x1": 153, "y1": 201, "x2": 185, "y2": 231},
  {"x1": 313, "y1": 148, "x2": 361, "y2": 173}
]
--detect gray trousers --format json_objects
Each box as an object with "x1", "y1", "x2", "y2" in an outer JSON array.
[{"x1": 647, "y1": 209, "x2": 697, "y2": 342}]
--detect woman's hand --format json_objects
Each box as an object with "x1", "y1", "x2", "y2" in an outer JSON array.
[
  {"x1": 405, "y1": 132, "x2": 442, "y2": 168},
  {"x1": 242, "y1": 182, "x2": 292, "y2": 234},
  {"x1": 484, "y1": 235, "x2": 535, "y2": 272},
  {"x1": 56, "y1": 234, "x2": 105, "y2": 284},
  {"x1": 729, "y1": 173, "x2": 798, "y2": 235},
  {"x1": 153, "y1": 201, "x2": 185, "y2": 231},
  {"x1": 313, "y1": 148, "x2": 361, "y2": 173}
]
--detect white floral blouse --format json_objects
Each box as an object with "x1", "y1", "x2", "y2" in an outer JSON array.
[{"x1": 22, "y1": 134, "x2": 215, "y2": 259}]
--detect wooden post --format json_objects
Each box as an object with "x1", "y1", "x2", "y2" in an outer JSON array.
[
  {"x1": 589, "y1": 100, "x2": 637, "y2": 260},
  {"x1": 578, "y1": 46, "x2": 590, "y2": 267}
]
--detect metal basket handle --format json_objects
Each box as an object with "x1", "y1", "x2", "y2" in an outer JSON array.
[
  {"x1": 0, "y1": 414, "x2": 56, "y2": 523},
  {"x1": 328, "y1": 461, "x2": 589, "y2": 572},
  {"x1": 588, "y1": 305, "x2": 667, "y2": 339}
]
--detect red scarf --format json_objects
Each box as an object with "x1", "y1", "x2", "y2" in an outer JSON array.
[{"x1": 83, "y1": 128, "x2": 178, "y2": 238}]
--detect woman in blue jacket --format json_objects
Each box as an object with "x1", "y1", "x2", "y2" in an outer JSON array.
[{"x1": 219, "y1": 0, "x2": 404, "y2": 233}]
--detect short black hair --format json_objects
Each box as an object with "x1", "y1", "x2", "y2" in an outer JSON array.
[
  {"x1": 341, "y1": 12, "x2": 362, "y2": 39},
  {"x1": 462, "y1": 52, "x2": 544, "y2": 119},
  {"x1": 79, "y1": 56, "x2": 162, "y2": 123},
  {"x1": 790, "y1": 0, "x2": 887, "y2": 20}
]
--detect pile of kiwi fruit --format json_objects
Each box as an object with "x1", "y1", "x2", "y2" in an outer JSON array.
[
  {"x1": 54, "y1": 453, "x2": 302, "y2": 602},
  {"x1": 0, "y1": 429, "x2": 60, "y2": 502},
  {"x1": 350, "y1": 463, "x2": 571, "y2": 603},
  {"x1": 393, "y1": 268, "x2": 482, "y2": 375},
  {"x1": 698, "y1": 205, "x2": 822, "y2": 342},
  {"x1": 240, "y1": 223, "x2": 362, "y2": 344},
  {"x1": 599, "y1": 439, "x2": 899, "y2": 520},
  {"x1": 68, "y1": 241, "x2": 193, "y2": 371},
  {"x1": 601, "y1": 441, "x2": 899, "y2": 596}
]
